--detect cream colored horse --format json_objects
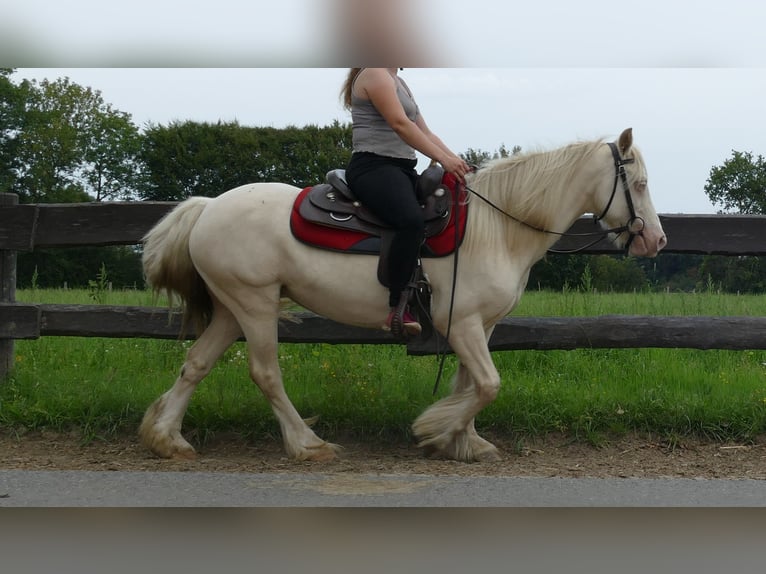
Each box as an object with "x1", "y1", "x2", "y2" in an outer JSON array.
[{"x1": 139, "y1": 128, "x2": 666, "y2": 462}]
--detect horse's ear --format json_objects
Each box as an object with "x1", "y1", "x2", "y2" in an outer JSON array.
[{"x1": 618, "y1": 128, "x2": 633, "y2": 155}]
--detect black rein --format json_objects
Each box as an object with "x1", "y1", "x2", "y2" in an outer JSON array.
[{"x1": 464, "y1": 142, "x2": 645, "y2": 254}]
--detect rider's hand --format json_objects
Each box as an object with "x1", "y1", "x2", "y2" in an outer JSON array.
[{"x1": 441, "y1": 155, "x2": 471, "y2": 182}]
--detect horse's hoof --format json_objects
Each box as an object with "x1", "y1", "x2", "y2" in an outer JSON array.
[
  {"x1": 170, "y1": 447, "x2": 198, "y2": 461},
  {"x1": 140, "y1": 429, "x2": 197, "y2": 460},
  {"x1": 475, "y1": 447, "x2": 502, "y2": 462},
  {"x1": 300, "y1": 442, "x2": 342, "y2": 462}
]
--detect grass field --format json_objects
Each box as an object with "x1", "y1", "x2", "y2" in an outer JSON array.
[{"x1": 3, "y1": 287, "x2": 766, "y2": 446}]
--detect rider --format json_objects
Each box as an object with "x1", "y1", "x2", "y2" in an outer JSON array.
[{"x1": 341, "y1": 68, "x2": 470, "y2": 337}]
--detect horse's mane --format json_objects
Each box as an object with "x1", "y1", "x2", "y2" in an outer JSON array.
[{"x1": 463, "y1": 138, "x2": 614, "y2": 254}]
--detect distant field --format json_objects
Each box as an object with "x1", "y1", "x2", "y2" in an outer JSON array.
[{"x1": 4, "y1": 288, "x2": 766, "y2": 446}]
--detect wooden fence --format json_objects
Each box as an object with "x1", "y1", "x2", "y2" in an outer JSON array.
[{"x1": 2, "y1": 191, "x2": 766, "y2": 379}]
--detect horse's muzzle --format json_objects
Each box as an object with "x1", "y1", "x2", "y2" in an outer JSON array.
[{"x1": 628, "y1": 225, "x2": 667, "y2": 257}]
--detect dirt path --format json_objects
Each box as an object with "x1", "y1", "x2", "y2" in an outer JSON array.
[{"x1": 3, "y1": 431, "x2": 766, "y2": 479}]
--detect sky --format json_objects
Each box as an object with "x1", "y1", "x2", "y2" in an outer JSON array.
[{"x1": 6, "y1": 1, "x2": 766, "y2": 215}]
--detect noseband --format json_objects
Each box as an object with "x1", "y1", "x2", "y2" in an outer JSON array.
[{"x1": 593, "y1": 142, "x2": 645, "y2": 251}]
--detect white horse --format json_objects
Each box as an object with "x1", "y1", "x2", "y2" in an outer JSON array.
[{"x1": 139, "y1": 128, "x2": 666, "y2": 462}]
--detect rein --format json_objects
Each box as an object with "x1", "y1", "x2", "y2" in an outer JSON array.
[
  {"x1": 429, "y1": 142, "x2": 643, "y2": 394},
  {"x1": 431, "y1": 179, "x2": 462, "y2": 396},
  {"x1": 464, "y1": 142, "x2": 644, "y2": 254}
]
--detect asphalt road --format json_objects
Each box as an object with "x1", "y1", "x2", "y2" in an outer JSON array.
[{"x1": 2, "y1": 470, "x2": 766, "y2": 506}]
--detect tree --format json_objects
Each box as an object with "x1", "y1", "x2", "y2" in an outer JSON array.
[
  {"x1": 5, "y1": 74, "x2": 145, "y2": 287},
  {"x1": 461, "y1": 143, "x2": 521, "y2": 168},
  {"x1": 0, "y1": 68, "x2": 25, "y2": 194},
  {"x1": 77, "y1": 102, "x2": 144, "y2": 201},
  {"x1": 701, "y1": 151, "x2": 766, "y2": 293},
  {"x1": 528, "y1": 253, "x2": 590, "y2": 291},
  {"x1": 589, "y1": 255, "x2": 648, "y2": 292},
  {"x1": 637, "y1": 253, "x2": 706, "y2": 292},
  {"x1": 698, "y1": 255, "x2": 766, "y2": 294},
  {"x1": 12, "y1": 76, "x2": 143, "y2": 203},
  {"x1": 139, "y1": 120, "x2": 354, "y2": 201},
  {"x1": 704, "y1": 150, "x2": 766, "y2": 214},
  {"x1": 16, "y1": 246, "x2": 144, "y2": 289}
]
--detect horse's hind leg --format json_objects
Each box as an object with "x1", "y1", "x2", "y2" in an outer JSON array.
[
  {"x1": 235, "y1": 288, "x2": 340, "y2": 461},
  {"x1": 139, "y1": 300, "x2": 242, "y2": 459}
]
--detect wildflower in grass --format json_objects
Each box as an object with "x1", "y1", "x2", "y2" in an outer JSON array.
[
  {"x1": 230, "y1": 349, "x2": 245, "y2": 364},
  {"x1": 353, "y1": 379, "x2": 378, "y2": 400},
  {"x1": 15, "y1": 355, "x2": 23, "y2": 363},
  {"x1": 320, "y1": 361, "x2": 337, "y2": 379}
]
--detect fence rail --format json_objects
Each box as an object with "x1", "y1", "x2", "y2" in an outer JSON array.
[
  {"x1": 3, "y1": 193, "x2": 766, "y2": 378},
  {"x1": 4, "y1": 200, "x2": 766, "y2": 254}
]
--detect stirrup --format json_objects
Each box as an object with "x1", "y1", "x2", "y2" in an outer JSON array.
[{"x1": 385, "y1": 291, "x2": 422, "y2": 339}]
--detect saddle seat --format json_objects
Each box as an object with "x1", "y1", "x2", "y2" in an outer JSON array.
[
  {"x1": 299, "y1": 164, "x2": 452, "y2": 239},
  {"x1": 290, "y1": 163, "x2": 469, "y2": 266}
]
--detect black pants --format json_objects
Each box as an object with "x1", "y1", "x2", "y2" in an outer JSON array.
[{"x1": 346, "y1": 152, "x2": 424, "y2": 307}]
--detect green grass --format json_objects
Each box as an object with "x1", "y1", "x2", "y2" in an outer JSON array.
[
  {"x1": 512, "y1": 287, "x2": 766, "y2": 317},
  {"x1": 4, "y1": 288, "x2": 766, "y2": 446}
]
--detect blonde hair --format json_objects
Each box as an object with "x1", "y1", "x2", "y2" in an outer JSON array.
[{"x1": 340, "y1": 68, "x2": 363, "y2": 110}]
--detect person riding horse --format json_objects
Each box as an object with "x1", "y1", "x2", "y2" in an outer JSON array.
[{"x1": 341, "y1": 68, "x2": 471, "y2": 337}]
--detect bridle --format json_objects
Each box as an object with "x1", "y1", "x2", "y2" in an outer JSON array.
[
  {"x1": 593, "y1": 142, "x2": 645, "y2": 252},
  {"x1": 431, "y1": 142, "x2": 645, "y2": 394},
  {"x1": 464, "y1": 142, "x2": 646, "y2": 254}
]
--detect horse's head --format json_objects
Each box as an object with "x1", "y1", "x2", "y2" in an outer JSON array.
[{"x1": 592, "y1": 128, "x2": 667, "y2": 257}]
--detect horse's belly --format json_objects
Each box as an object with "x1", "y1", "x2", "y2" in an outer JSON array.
[{"x1": 281, "y1": 252, "x2": 391, "y2": 328}]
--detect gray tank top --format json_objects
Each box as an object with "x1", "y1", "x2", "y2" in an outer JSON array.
[{"x1": 351, "y1": 72, "x2": 420, "y2": 160}]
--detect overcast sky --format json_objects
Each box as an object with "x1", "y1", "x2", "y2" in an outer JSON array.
[{"x1": 7, "y1": 1, "x2": 766, "y2": 215}]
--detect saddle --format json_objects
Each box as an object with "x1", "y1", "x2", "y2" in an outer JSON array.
[
  {"x1": 290, "y1": 164, "x2": 468, "y2": 341},
  {"x1": 298, "y1": 164, "x2": 453, "y2": 241}
]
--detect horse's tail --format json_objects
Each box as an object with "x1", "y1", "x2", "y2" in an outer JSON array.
[{"x1": 143, "y1": 197, "x2": 213, "y2": 335}]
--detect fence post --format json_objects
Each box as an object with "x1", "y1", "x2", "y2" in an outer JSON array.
[{"x1": 0, "y1": 193, "x2": 18, "y2": 380}]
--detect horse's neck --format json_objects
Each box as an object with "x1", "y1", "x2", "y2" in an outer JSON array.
[
  {"x1": 540, "y1": 192, "x2": 591, "y2": 251},
  {"x1": 466, "y1": 146, "x2": 608, "y2": 270},
  {"x1": 500, "y1": 173, "x2": 592, "y2": 261}
]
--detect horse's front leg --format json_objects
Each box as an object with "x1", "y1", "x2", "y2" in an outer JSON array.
[
  {"x1": 412, "y1": 321, "x2": 501, "y2": 462},
  {"x1": 451, "y1": 364, "x2": 503, "y2": 460}
]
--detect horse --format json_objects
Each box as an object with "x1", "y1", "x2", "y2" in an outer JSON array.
[{"x1": 139, "y1": 128, "x2": 667, "y2": 463}]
